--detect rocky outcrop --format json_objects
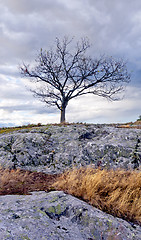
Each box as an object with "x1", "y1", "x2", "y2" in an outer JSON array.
[
  {"x1": 0, "y1": 124, "x2": 141, "y2": 173},
  {"x1": 0, "y1": 125, "x2": 141, "y2": 239},
  {"x1": 0, "y1": 191, "x2": 140, "y2": 240}
]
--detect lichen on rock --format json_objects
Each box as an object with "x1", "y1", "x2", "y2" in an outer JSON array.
[
  {"x1": 0, "y1": 124, "x2": 140, "y2": 173},
  {"x1": 0, "y1": 191, "x2": 140, "y2": 240}
]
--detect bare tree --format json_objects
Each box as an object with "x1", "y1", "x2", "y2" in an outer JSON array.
[{"x1": 21, "y1": 36, "x2": 130, "y2": 123}]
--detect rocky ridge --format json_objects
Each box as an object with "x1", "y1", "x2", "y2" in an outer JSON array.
[
  {"x1": 0, "y1": 124, "x2": 140, "y2": 173},
  {"x1": 0, "y1": 124, "x2": 141, "y2": 239}
]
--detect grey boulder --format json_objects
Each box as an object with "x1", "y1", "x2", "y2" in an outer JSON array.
[{"x1": 0, "y1": 191, "x2": 140, "y2": 240}]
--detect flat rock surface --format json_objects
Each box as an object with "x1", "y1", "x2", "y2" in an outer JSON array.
[
  {"x1": 0, "y1": 124, "x2": 140, "y2": 173},
  {"x1": 0, "y1": 191, "x2": 140, "y2": 240}
]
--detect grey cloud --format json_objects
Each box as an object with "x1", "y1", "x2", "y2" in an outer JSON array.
[
  {"x1": 0, "y1": 83, "x2": 31, "y2": 100},
  {"x1": 0, "y1": 104, "x2": 56, "y2": 114},
  {"x1": 2, "y1": 0, "x2": 65, "y2": 15},
  {"x1": 0, "y1": 0, "x2": 141, "y2": 125},
  {"x1": 0, "y1": 0, "x2": 79, "y2": 64},
  {"x1": 0, "y1": 0, "x2": 141, "y2": 61},
  {"x1": 81, "y1": 0, "x2": 141, "y2": 59},
  {"x1": 0, "y1": 65, "x2": 20, "y2": 77}
]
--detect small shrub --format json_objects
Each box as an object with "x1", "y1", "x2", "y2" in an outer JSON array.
[{"x1": 137, "y1": 115, "x2": 141, "y2": 121}]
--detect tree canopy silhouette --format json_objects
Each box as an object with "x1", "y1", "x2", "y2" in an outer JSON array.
[{"x1": 21, "y1": 36, "x2": 130, "y2": 123}]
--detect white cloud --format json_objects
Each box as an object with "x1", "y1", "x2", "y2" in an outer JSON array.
[{"x1": 66, "y1": 86, "x2": 141, "y2": 123}]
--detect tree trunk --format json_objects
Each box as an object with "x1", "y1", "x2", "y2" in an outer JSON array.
[{"x1": 60, "y1": 106, "x2": 66, "y2": 123}]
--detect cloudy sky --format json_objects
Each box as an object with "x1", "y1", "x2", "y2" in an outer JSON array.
[{"x1": 0, "y1": 0, "x2": 141, "y2": 126}]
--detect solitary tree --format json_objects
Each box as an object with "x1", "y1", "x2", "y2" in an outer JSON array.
[{"x1": 21, "y1": 36, "x2": 130, "y2": 123}]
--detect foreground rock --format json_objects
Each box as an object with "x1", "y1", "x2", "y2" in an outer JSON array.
[
  {"x1": 0, "y1": 124, "x2": 141, "y2": 173},
  {"x1": 0, "y1": 191, "x2": 140, "y2": 240}
]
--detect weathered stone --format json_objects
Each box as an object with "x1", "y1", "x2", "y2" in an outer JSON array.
[
  {"x1": 0, "y1": 125, "x2": 140, "y2": 239},
  {"x1": 0, "y1": 191, "x2": 140, "y2": 240},
  {"x1": 0, "y1": 124, "x2": 140, "y2": 173}
]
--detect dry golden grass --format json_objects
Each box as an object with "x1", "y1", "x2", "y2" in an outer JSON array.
[
  {"x1": 118, "y1": 120, "x2": 141, "y2": 129},
  {"x1": 53, "y1": 167, "x2": 141, "y2": 226},
  {"x1": 0, "y1": 167, "x2": 140, "y2": 226},
  {"x1": 119, "y1": 125, "x2": 141, "y2": 129},
  {"x1": 0, "y1": 168, "x2": 59, "y2": 195},
  {"x1": 0, "y1": 123, "x2": 42, "y2": 134}
]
